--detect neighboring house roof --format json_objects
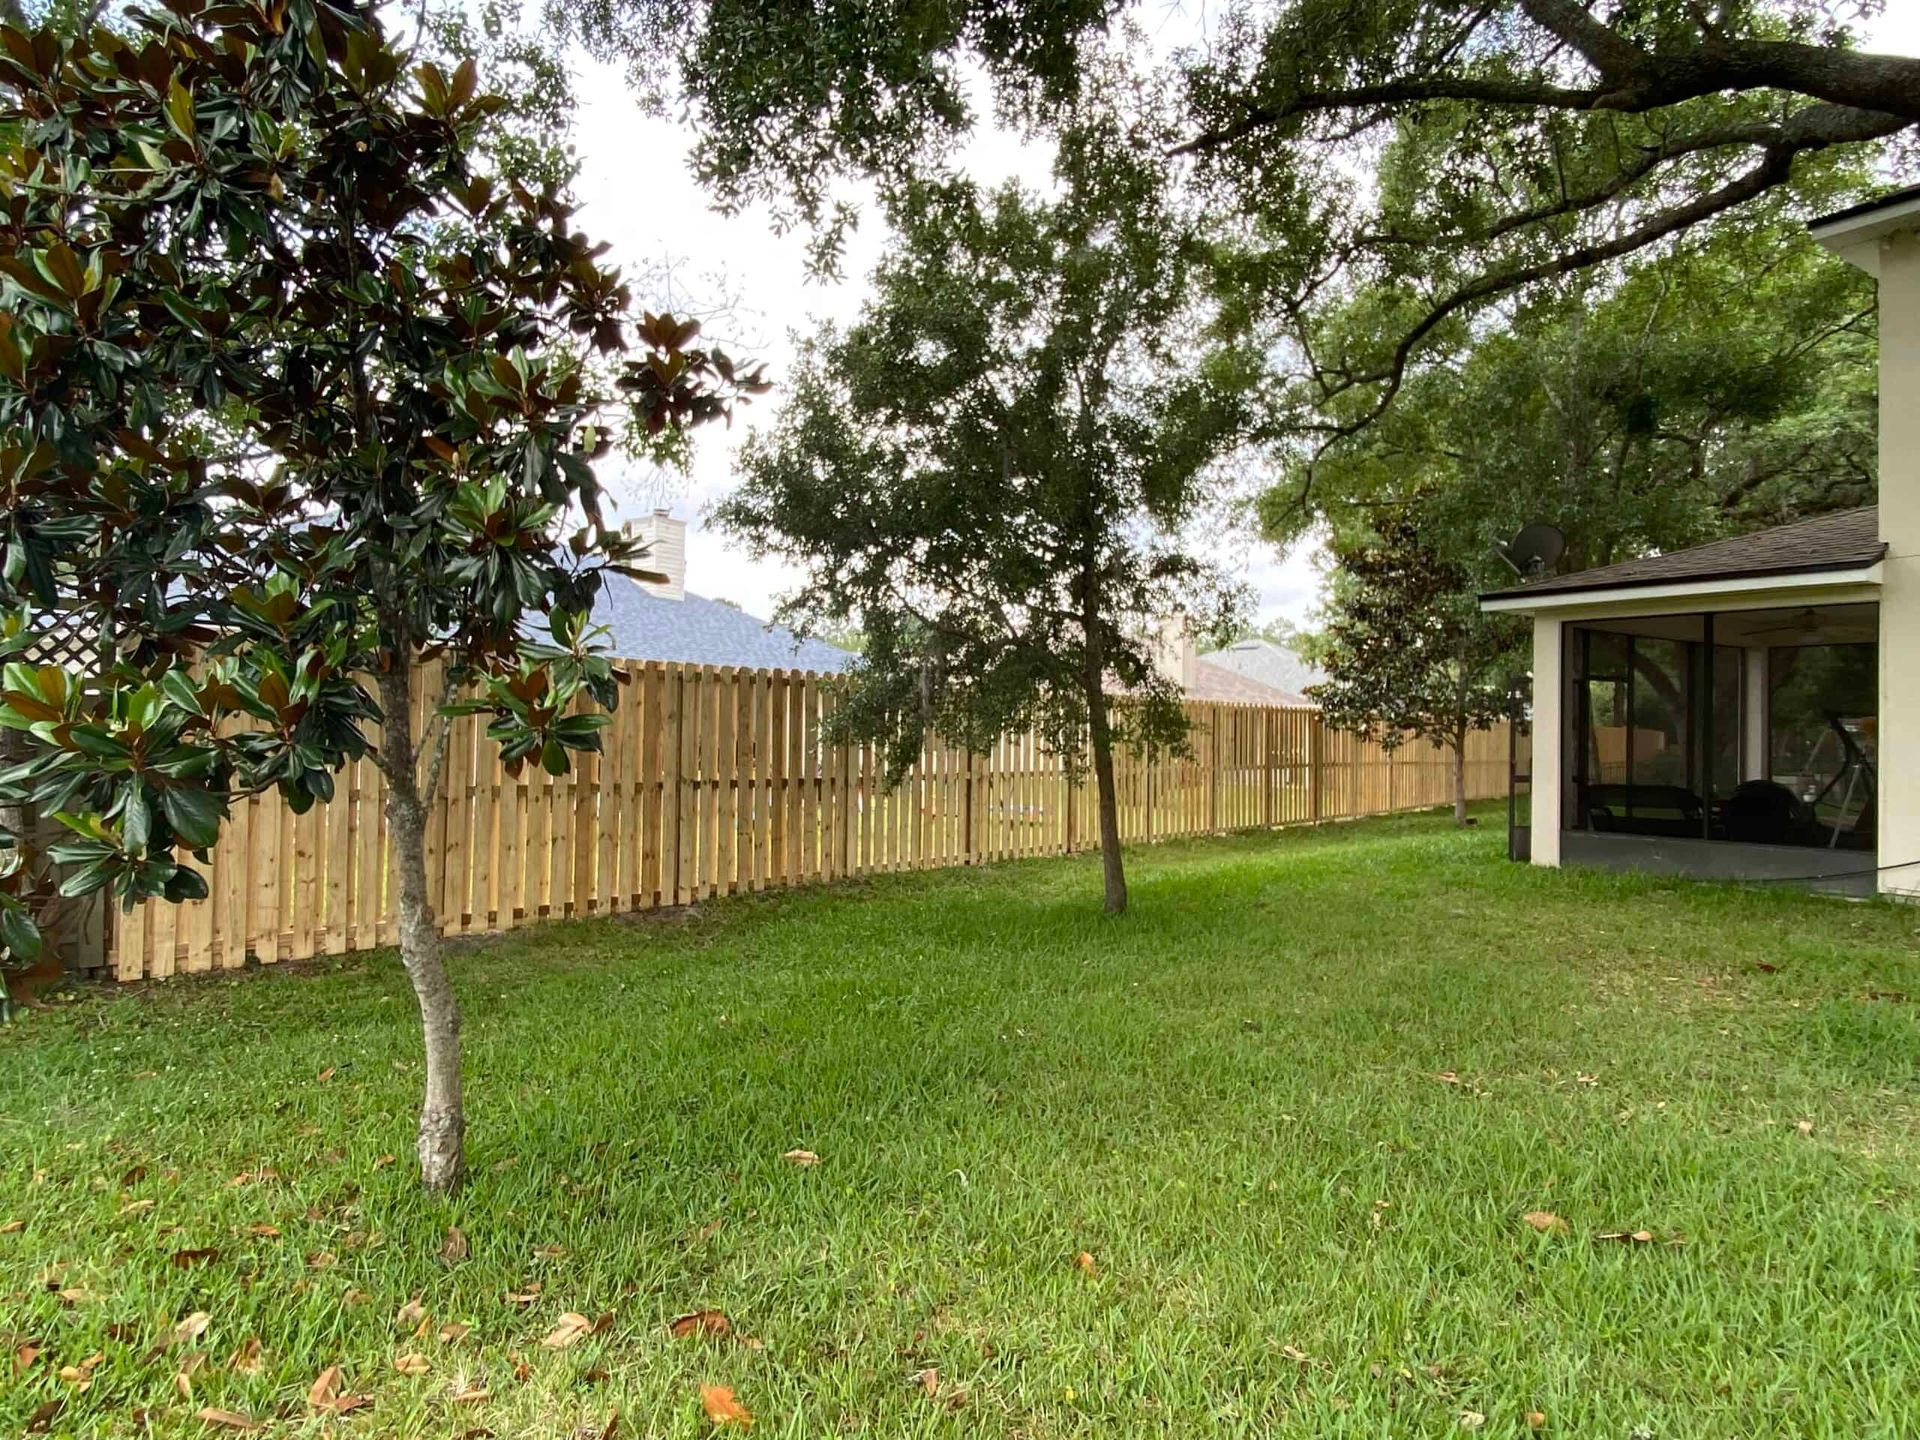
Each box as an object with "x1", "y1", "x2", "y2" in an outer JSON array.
[
  {"x1": 582, "y1": 572, "x2": 854, "y2": 673},
  {"x1": 1186, "y1": 658, "x2": 1312, "y2": 707},
  {"x1": 1201, "y1": 637, "x2": 1322, "y2": 701},
  {"x1": 1479, "y1": 506, "x2": 1885, "y2": 606}
]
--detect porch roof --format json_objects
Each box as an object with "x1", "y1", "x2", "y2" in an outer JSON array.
[{"x1": 1480, "y1": 507, "x2": 1884, "y2": 611}]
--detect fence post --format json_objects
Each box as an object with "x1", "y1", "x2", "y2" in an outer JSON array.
[
  {"x1": 1309, "y1": 716, "x2": 1324, "y2": 822},
  {"x1": 1208, "y1": 705, "x2": 1221, "y2": 833},
  {"x1": 963, "y1": 745, "x2": 978, "y2": 865}
]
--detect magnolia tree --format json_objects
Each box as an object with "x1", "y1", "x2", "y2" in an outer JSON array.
[
  {"x1": 1306, "y1": 517, "x2": 1523, "y2": 824},
  {"x1": 0, "y1": 0, "x2": 761, "y2": 1188}
]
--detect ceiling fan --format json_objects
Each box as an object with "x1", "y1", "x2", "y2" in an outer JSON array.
[{"x1": 1738, "y1": 608, "x2": 1874, "y2": 644}]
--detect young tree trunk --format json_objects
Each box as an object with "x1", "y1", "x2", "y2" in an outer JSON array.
[
  {"x1": 375, "y1": 660, "x2": 464, "y2": 1193},
  {"x1": 1452, "y1": 732, "x2": 1469, "y2": 826},
  {"x1": 1081, "y1": 648, "x2": 1128, "y2": 916}
]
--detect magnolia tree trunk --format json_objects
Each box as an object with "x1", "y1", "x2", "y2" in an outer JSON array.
[
  {"x1": 375, "y1": 662, "x2": 464, "y2": 1192},
  {"x1": 1083, "y1": 675, "x2": 1128, "y2": 915},
  {"x1": 1452, "y1": 730, "x2": 1469, "y2": 826}
]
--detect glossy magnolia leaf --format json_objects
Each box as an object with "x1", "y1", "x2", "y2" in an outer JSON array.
[
  {"x1": 0, "y1": 903, "x2": 41, "y2": 962},
  {"x1": 160, "y1": 786, "x2": 225, "y2": 849}
]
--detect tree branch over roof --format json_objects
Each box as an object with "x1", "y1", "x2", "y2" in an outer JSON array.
[{"x1": 1178, "y1": 0, "x2": 1916, "y2": 461}]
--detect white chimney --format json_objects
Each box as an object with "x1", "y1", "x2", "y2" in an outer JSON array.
[
  {"x1": 1152, "y1": 615, "x2": 1199, "y2": 692},
  {"x1": 623, "y1": 508, "x2": 687, "y2": 601}
]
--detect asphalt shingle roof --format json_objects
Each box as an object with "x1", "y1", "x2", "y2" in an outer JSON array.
[
  {"x1": 1480, "y1": 506, "x2": 1884, "y2": 603},
  {"x1": 1199, "y1": 638, "x2": 1321, "y2": 702},
  {"x1": 1187, "y1": 658, "x2": 1312, "y2": 707},
  {"x1": 583, "y1": 573, "x2": 853, "y2": 673}
]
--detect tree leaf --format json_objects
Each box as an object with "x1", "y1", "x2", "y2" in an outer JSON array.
[
  {"x1": 306, "y1": 1363, "x2": 342, "y2": 1409},
  {"x1": 195, "y1": 1408, "x2": 259, "y2": 1431},
  {"x1": 668, "y1": 1310, "x2": 731, "y2": 1340},
  {"x1": 542, "y1": 1312, "x2": 594, "y2": 1349},
  {"x1": 700, "y1": 1383, "x2": 754, "y2": 1428},
  {"x1": 161, "y1": 786, "x2": 225, "y2": 849}
]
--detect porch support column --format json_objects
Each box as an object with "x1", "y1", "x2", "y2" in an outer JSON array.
[
  {"x1": 1881, "y1": 232, "x2": 1920, "y2": 898},
  {"x1": 1530, "y1": 615, "x2": 1564, "y2": 867},
  {"x1": 1741, "y1": 648, "x2": 1768, "y2": 782}
]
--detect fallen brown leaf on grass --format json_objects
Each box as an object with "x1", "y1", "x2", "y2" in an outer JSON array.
[
  {"x1": 228, "y1": 1338, "x2": 264, "y2": 1376},
  {"x1": 306, "y1": 1250, "x2": 337, "y2": 1270},
  {"x1": 451, "y1": 1380, "x2": 491, "y2": 1405},
  {"x1": 1596, "y1": 1229, "x2": 1657, "y2": 1244},
  {"x1": 0, "y1": 1218, "x2": 23, "y2": 1233},
  {"x1": 532, "y1": 1243, "x2": 568, "y2": 1260},
  {"x1": 117, "y1": 1199, "x2": 154, "y2": 1217},
  {"x1": 909, "y1": 1367, "x2": 939, "y2": 1398},
  {"x1": 196, "y1": 1407, "x2": 260, "y2": 1431},
  {"x1": 394, "y1": 1352, "x2": 431, "y2": 1376},
  {"x1": 700, "y1": 1384, "x2": 754, "y2": 1429},
  {"x1": 1526, "y1": 1412, "x2": 1547, "y2": 1429},
  {"x1": 439, "y1": 1322, "x2": 472, "y2": 1343},
  {"x1": 441, "y1": 1226, "x2": 470, "y2": 1264},
  {"x1": 781, "y1": 1149, "x2": 819, "y2": 1167},
  {"x1": 1521, "y1": 1211, "x2": 1569, "y2": 1235},
  {"x1": 542, "y1": 1312, "x2": 595, "y2": 1349},
  {"x1": 373, "y1": 1154, "x2": 396, "y2": 1169},
  {"x1": 1075, "y1": 1251, "x2": 1097, "y2": 1275},
  {"x1": 173, "y1": 1311, "x2": 212, "y2": 1344},
  {"x1": 25, "y1": 1398, "x2": 62, "y2": 1433},
  {"x1": 246, "y1": 1223, "x2": 280, "y2": 1238},
  {"x1": 1458, "y1": 1410, "x2": 1486, "y2": 1431},
  {"x1": 316, "y1": 1067, "x2": 336, "y2": 1083},
  {"x1": 397, "y1": 1296, "x2": 427, "y2": 1327},
  {"x1": 669, "y1": 1311, "x2": 731, "y2": 1340},
  {"x1": 16, "y1": 1342, "x2": 41, "y2": 1374},
  {"x1": 503, "y1": 1285, "x2": 542, "y2": 1307},
  {"x1": 1795, "y1": 1119, "x2": 1815, "y2": 1136},
  {"x1": 308, "y1": 1364, "x2": 344, "y2": 1409},
  {"x1": 56, "y1": 1286, "x2": 90, "y2": 1305},
  {"x1": 170, "y1": 1246, "x2": 219, "y2": 1267}
]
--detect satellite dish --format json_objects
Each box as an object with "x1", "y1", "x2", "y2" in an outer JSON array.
[{"x1": 1496, "y1": 522, "x2": 1566, "y2": 577}]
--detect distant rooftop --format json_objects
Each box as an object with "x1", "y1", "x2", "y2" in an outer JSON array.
[
  {"x1": 1186, "y1": 656, "x2": 1313, "y2": 706},
  {"x1": 1200, "y1": 637, "x2": 1321, "y2": 704},
  {"x1": 583, "y1": 571, "x2": 853, "y2": 673}
]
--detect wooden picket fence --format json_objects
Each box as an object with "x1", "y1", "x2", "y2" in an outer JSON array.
[{"x1": 99, "y1": 658, "x2": 1509, "y2": 980}]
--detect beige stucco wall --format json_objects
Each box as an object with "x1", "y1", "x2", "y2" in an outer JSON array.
[{"x1": 1876, "y1": 233, "x2": 1920, "y2": 897}]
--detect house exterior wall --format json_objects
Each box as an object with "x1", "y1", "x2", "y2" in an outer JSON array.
[
  {"x1": 1529, "y1": 616, "x2": 1563, "y2": 866},
  {"x1": 1877, "y1": 232, "x2": 1920, "y2": 897}
]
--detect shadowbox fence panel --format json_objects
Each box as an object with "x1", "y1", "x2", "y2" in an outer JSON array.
[{"x1": 100, "y1": 658, "x2": 1508, "y2": 980}]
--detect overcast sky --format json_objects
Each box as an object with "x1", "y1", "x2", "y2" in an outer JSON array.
[{"x1": 563, "y1": 5, "x2": 1920, "y2": 633}]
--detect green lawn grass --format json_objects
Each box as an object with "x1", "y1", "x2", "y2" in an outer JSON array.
[{"x1": 3, "y1": 808, "x2": 1919, "y2": 1438}]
